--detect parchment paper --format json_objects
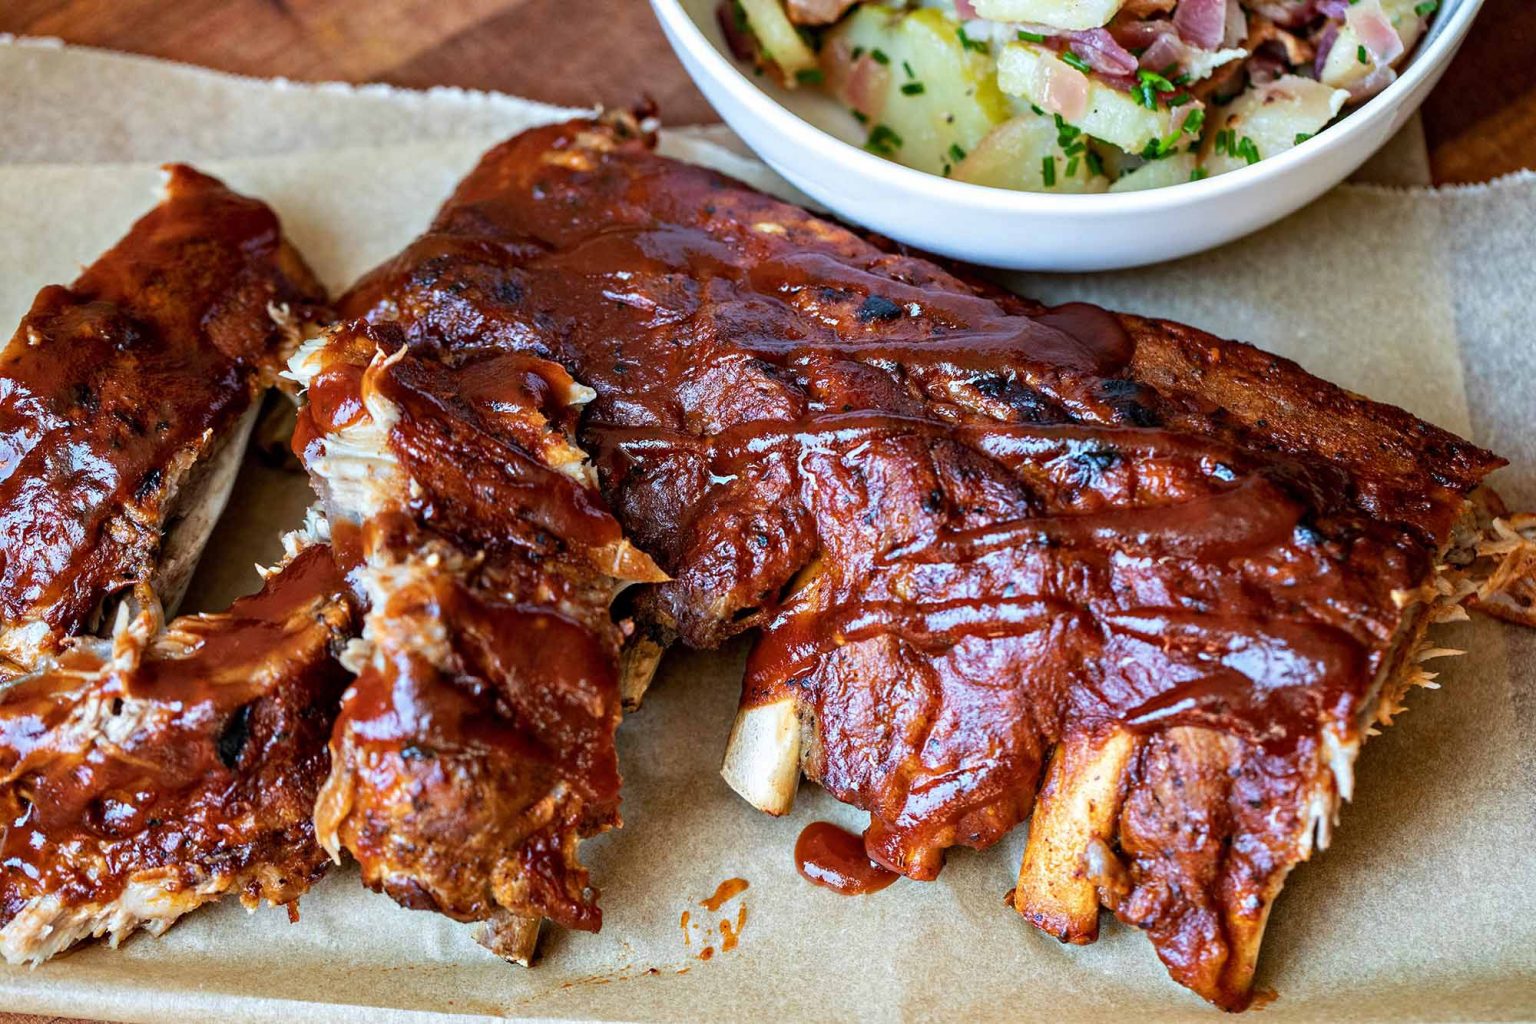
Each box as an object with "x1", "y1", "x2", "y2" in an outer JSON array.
[{"x1": 0, "y1": 38, "x2": 1532, "y2": 1024}]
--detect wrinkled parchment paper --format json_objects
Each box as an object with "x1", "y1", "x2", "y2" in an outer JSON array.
[{"x1": 0, "y1": 37, "x2": 1532, "y2": 1024}]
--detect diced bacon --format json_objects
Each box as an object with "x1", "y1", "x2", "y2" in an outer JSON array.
[{"x1": 1034, "y1": 56, "x2": 1091, "y2": 121}]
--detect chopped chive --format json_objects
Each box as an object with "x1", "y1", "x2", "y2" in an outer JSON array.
[
  {"x1": 1137, "y1": 68, "x2": 1175, "y2": 92},
  {"x1": 1181, "y1": 108, "x2": 1205, "y2": 135},
  {"x1": 851, "y1": 45, "x2": 864, "y2": 59},
  {"x1": 901, "y1": 81, "x2": 925, "y2": 95},
  {"x1": 1190, "y1": 166, "x2": 1210, "y2": 181},
  {"x1": 1357, "y1": 44, "x2": 1370, "y2": 64},
  {"x1": 1173, "y1": 72, "x2": 1193, "y2": 86},
  {"x1": 902, "y1": 59, "x2": 916, "y2": 79},
  {"x1": 1030, "y1": 102, "x2": 1047, "y2": 116},
  {"x1": 1061, "y1": 51, "x2": 1092, "y2": 73},
  {"x1": 1054, "y1": 113, "x2": 1082, "y2": 149},
  {"x1": 1414, "y1": 0, "x2": 1438, "y2": 14},
  {"x1": 942, "y1": 163, "x2": 953, "y2": 176},
  {"x1": 1064, "y1": 140, "x2": 1086, "y2": 156},
  {"x1": 1041, "y1": 155, "x2": 1057, "y2": 186},
  {"x1": 1294, "y1": 131, "x2": 1314, "y2": 145},
  {"x1": 1166, "y1": 91, "x2": 1193, "y2": 107},
  {"x1": 1236, "y1": 135, "x2": 1261, "y2": 165},
  {"x1": 957, "y1": 26, "x2": 989, "y2": 53},
  {"x1": 1065, "y1": 156, "x2": 1080, "y2": 178},
  {"x1": 870, "y1": 48, "x2": 890, "y2": 65},
  {"x1": 1017, "y1": 30, "x2": 1045, "y2": 42},
  {"x1": 1085, "y1": 150, "x2": 1105, "y2": 177},
  {"x1": 948, "y1": 142, "x2": 968, "y2": 163},
  {"x1": 852, "y1": 110, "x2": 869, "y2": 124},
  {"x1": 865, "y1": 123, "x2": 903, "y2": 155},
  {"x1": 796, "y1": 68, "x2": 825, "y2": 85}
]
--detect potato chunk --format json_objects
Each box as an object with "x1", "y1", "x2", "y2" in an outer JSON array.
[
  {"x1": 827, "y1": 5, "x2": 1010, "y2": 175},
  {"x1": 739, "y1": 0, "x2": 819, "y2": 81},
  {"x1": 1109, "y1": 152, "x2": 1201, "y2": 191},
  {"x1": 972, "y1": 0, "x2": 1127, "y2": 32},
  {"x1": 997, "y1": 42, "x2": 1201, "y2": 155},
  {"x1": 1204, "y1": 75, "x2": 1347, "y2": 176},
  {"x1": 955, "y1": 114, "x2": 1111, "y2": 192},
  {"x1": 1320, "y1": 0, "x2": 1427, "y2": 91}
]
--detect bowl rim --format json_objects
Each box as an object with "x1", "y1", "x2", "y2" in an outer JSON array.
[{"x1": 651, "y1": 0, "x2": 1484, "y2": 213}]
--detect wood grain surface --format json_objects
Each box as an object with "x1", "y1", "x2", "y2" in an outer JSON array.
[
  {"x1": 3, "y1": 0, "x2": 1535, "y2": 182},
  {"x1": 0, "y1": 1, "x2": 1532, "y2": 1023}
]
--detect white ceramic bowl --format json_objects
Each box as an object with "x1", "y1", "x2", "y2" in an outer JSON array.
[{"x1": 651, "y1": 0, "x2": 1484, "y2": 270}]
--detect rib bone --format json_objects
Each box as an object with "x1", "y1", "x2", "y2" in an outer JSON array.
[
  {"x1": 1013, "y1": 727, "x2": 1139, "y2": 943},
  {"x1": 721, "y1": 697, "x2": 803, "y2": 816}
]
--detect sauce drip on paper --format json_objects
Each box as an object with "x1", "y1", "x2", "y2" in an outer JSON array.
[{"x1": 794, "y1": 822, "x2": 899, "y2": 896}]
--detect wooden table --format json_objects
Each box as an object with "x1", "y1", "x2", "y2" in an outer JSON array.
[
  {"x1": 4, "y1": 0, "x2": 1536, "y2": 183},
  {"x1": 0, "y1": 2, "x2": 1532, "y2": 1023}
]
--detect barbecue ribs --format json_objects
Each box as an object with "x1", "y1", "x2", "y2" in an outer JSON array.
[
  {"x1": 0, "y1": 523, "x2": 353, "y2": 963},
  {"x1": 0, "y1": 166, "x2": 328, "y2": 678},
  {"x1": 334, "y1": 116, "x2": 1533, "y2": 1008},
  {"x1": 289, "y1": 309, "x2": 664, "y2": 958}
]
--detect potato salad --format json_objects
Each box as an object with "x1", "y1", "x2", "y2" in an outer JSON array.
[{"x1": 718, "y1": 0, "x2": 1438, "y2": 192}]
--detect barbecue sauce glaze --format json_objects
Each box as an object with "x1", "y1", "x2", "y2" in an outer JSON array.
[
  {"x1": 336, "y1": 119, "x2": 1503, "y2": 1007},
  {"x1": 0, "y1": 545, "x2": 352, "y2": 925},
  {"x1": 0, "y1": 167, "x2": 325, "y2": 669}
]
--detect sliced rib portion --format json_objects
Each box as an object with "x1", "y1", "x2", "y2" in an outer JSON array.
[
  {"x1": 0, "y1": 165, "x2": 328, "y2": 677},
  {"x1": 337, "y1": 117, "x2": 1533, "y2": 1008},
  {"x1": 0, "y1": 525, "x2": 353, "y2": 964},
  {"x1": 290, "y1": 319, "x2": 663, "y2": 957}
]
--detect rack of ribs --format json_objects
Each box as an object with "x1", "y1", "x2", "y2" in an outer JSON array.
[
  {"x1": 0, "y1": 523, "x2": 354, "y2": 964},
  {"x1": 288, "y1": 308, "x2": 664, "y2": 959},
  {"x1": 0, "y1": 166, "x2": 328, "y2": 678},
  {"x1": 333, "y1": 116, "x2": 1534, "y2": 1008}
]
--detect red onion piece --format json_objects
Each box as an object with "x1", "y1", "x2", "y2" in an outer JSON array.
[
  {"x1": 955, "y1": 0, "x2": 980, "y2": 19},
  {"x1": 1315, "y1": 0, "x2": 1351, "y2": 19},
  {"x1": 1314, "y1": 22, "x2": 1339, "y2": 73},
  {"x1": 1139, "y1": 31, "x2": 1190, "y2": 72},
  {"x1": 1174, "y1": 0, "x2": 1227, "y2": 50},
  {"x1": 1066, "y1": 27, "x2": 1141, "y2": 77},
  {"x1": 1251, "y1": 0, "x2": 1320, "y2": 27}
]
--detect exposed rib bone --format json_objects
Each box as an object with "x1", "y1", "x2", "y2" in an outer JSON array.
[
  {"x1": 720, "y1": 698, "x2": 802, "y2": 815},
  {"x1": 618, "y1": 633, "x2": 668, "y2": 711},
  {"x1": 477, "y1": 912, "x2": 543, "y2": 967},
  {"x1": 1013, "y1": 727, "x2": 1138, "y2": 943}
]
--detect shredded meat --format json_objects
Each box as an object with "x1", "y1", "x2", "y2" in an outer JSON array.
[
  {"x1": 290, "y1": 310, "x2": 662, "y2": 951},
  {"x1": 0, "y1": 537, "x2": 354, "y2": 964}
]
